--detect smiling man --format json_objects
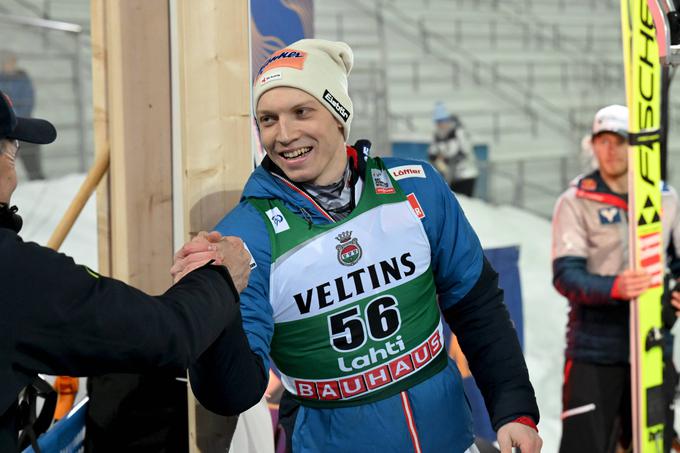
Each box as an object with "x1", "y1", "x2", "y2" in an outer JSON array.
[{"x1": 177, "y1": 39, "x2": 541, "y2": 453}]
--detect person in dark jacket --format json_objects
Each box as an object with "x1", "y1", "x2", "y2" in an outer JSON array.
[
  {"x1": 0, "y1": 89, "x2": 252, "y2": 453},
  {"x1": 428, "y1": 101, "x2": 479, "y2": 197}
]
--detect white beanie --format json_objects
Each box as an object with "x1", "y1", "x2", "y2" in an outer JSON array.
[{"x1": 253, "y1": 39, "x2": 354, "y2": 140}]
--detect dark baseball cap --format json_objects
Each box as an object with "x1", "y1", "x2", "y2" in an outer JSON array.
[{"x1": 0, "y1": 90, "x2": 56, "y2": 144}]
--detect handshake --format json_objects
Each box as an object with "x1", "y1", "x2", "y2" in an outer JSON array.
[{"x1": 171, "y1": 231, "x2": 253, "y2": 293}]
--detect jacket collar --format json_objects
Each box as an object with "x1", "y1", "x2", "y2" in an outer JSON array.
[
  {"x1": 254, "y1": 144, "x2": 367, "y2": 223},
  {"x1": 574, "y1": 170, "x2": 628, "y2": 210}
]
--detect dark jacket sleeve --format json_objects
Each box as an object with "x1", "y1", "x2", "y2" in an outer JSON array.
[
  {"x1": 442, "y1": 257, "x2": 540, "y2": 431},
  {"x1": 188, "y1": 313, "x2": 268, "y2": 416},
  {"x1": 186, "y1": 203, "x2": 274, "y2": 416},
  {"x1": 4, "y1": 229, "x2": 239, "y2": 377},
  {"x1": 553, "y1": 256, "x2": 617, "y2": 305}
]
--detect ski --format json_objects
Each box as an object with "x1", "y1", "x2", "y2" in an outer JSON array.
[{"x1": 621, "y1": 0, "x2": 667, "y2": 451}]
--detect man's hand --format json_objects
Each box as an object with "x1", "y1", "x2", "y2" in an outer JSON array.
[
  {"x1": 0, "y1": 139, "x2": 18, "y2": 204},
  {"x1": 497, "y1": 422, "x2": 542, "y2": 453},
  {"x1": 171, "y1": 231, "x2": 222, "y2": 283},
  {"x1": 171, "y1": 231, "x2": 252, "y2": 292},
  {"x1": 214, "y1": 236, "x2": 251, "y2": 293},
  {"x1": 611, "y1": 269, "x2": 652, "y2": 300}
]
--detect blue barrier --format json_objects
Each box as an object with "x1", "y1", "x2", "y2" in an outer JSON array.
[{"x1": 23, "y1": 398, "x2": 88, "y2": 453}]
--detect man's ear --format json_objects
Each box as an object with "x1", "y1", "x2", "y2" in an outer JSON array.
[{"x1": 336, "y1": 119, "x2": 344, "y2": 135}]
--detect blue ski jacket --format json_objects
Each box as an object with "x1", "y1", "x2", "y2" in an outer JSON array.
[{"x1": 190, "y1": 149, "x2": 538, "y2": 452}]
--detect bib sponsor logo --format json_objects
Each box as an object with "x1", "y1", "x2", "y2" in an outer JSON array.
[
  {"x1": 598, "y1": 207, "x2": 621, "y2": 225},
  {"x1": 257, "y1": 49, "x2": 307, "y2": 76},
  {"x1": 339, "y1": 375, "x2": 367, "y2": 397},
  {"x1": 406, "y1": 193, "x2": 425, "y2": 219},
  {"x1": 292, "y1": 252, "x2": 417, "y2": 315},
  {"x1": 265, "y1": 207, "x2": 290, "y2": 234},
  {"x1": 390, "y1": 165, "x2": 426, "y2": 180},
  {"x1": 338, "y1": 335, "x2": 405, "y2": 371},
  {"x1": 322, "y1": 90, "x2": 350, "y2": 122},
  {"x1": 317, "y1": 380, "x2": 342, "y2": 401},
  {"x1": 295, "y1": 380, "x2": 317, "y2": 399},
  {"x1": 335, "y1": 230, "x2": 362, "y2": 266},
  {"x1": 289, "y1": 329, "x2": 443, "y2": 402},
  {"x1": 371, "y1": 169, "x2": 395, "y2": 194},
  {"x1": 258, "y1": 72, "x2": 282, "y2": 86}
]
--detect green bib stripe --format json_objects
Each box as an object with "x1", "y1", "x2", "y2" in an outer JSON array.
[{"x1": 249, "y1": 157, "x2": 446, "y2": 407}]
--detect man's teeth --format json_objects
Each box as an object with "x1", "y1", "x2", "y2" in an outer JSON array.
[{"x1": 282, "y1": 147, "x2": 311, "y2": 159}]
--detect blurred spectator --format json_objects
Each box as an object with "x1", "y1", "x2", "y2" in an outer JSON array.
[
  {"x1": 0, "y1": 51, "x2": 44, "y2": 180},
  {"x1": 428, "y1": 101, "x2": 479, "y2": 196}
]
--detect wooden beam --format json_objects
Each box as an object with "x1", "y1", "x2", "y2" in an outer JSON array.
[
  {"x1": 90, "y1": 0, "x2": 111, "y2": 276},
  {"x1": 171, "y1": 0, "x2": 253, "y2": 450},
  {"x1": 91, "y1": 0, "x2": 173, "y2": 292},
  {"x1": 92, "y1": 0, "x2": 252, "y2": 449},
  {"x1": 174, "y1": 0, "x2": 253, "y2": 237}
]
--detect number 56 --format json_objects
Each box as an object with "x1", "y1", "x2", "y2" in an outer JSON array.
[{"x1": 328, "y1": 296, "x2": 401, "y2": 352}]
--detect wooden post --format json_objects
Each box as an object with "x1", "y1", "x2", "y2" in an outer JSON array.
[
  {"x1": 90, "y1": 0, "x2": 111, "y2": 276},
  {"x1": 91, "y1": 0, "x2": 252, "y2": 450},
  {"x1": 91, "y1": 0, "x2": 173, "y2": 291},
  {"x1": 173, "y1": 0, "x2": 253, "y2": 236},
  {"x1": 171, "y1": 0, "x2": 253, "y2": 450}
]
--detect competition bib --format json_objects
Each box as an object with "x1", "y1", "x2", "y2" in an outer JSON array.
[{"x1": 250, "y1": 158, "x2": 446, "y2": 408}]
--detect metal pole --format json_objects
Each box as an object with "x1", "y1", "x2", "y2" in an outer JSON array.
[
  {"x1": 515, "y1": 160, "x2": 525, "y2": 208},
  {"x1": 419, "y1": 18, "x2": 429, "y2": 53}
]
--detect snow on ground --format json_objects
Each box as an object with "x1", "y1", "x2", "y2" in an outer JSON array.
[
  {"x1": 14, "y1": 175, "x2": 570, "y2": 452},
  {"x1": 13, "y1": 174, "x2": 98, "y2": 270}
]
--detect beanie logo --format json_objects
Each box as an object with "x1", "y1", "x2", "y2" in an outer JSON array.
[
  {"x1": 257, "y1": 49, "x2": 307, "y2": 76},
  {"x1": 323, "y1": 90, "x2": 350, "y2": 122},
  {"x1": 259, "y1": 72, "x2": 282, "y2": 86}
]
